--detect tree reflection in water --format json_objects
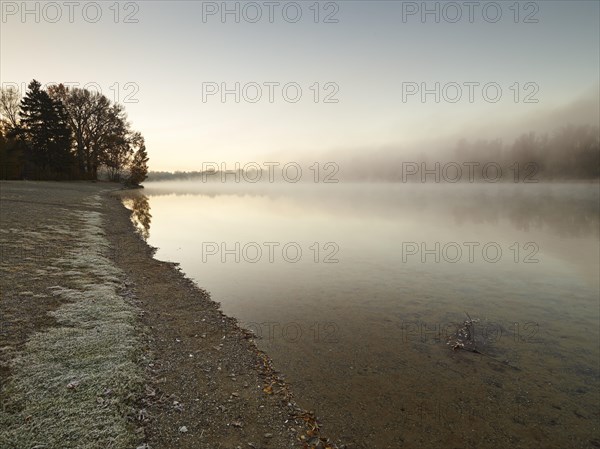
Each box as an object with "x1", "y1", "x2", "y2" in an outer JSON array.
[{"x1": 123, "y1": 193, "x2": 151, "y2": 240}]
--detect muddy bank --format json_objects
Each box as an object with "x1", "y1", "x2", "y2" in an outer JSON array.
[{"x1": 0, "y1": 181, "x2": 341, "y2": 449}]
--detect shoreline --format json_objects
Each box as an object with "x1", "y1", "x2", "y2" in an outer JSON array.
[
  {"x1": 106, "y1": 188, "x2": 342, "y2": 448},
  {"x1": 0, "y1": 181, "x2": 341, "y2": 449}
]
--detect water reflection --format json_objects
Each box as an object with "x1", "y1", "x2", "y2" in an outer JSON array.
[
  {"x1": 121, "y1": 182, "x2": 599, "y2": 449},
  {"x1": 139, "y1": 182, "x2": 599, "y2": 239},
  {"x1": 122, "y1": 192, "x2": 152, "y2": 240}
]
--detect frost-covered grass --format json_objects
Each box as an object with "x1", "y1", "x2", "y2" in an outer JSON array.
[{"x1": 0, "y1": 195, "x2": 144, "y2": 449}]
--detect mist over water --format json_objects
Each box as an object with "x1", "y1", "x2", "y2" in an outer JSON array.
[
  {"x1": 3, "y1": 0, "x2": 599, "y2": 446},
  {"x1": 124, "y1": 181, "x2": 600, "y2": 448}
]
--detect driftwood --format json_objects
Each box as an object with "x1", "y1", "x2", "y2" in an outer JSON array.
[
  {"x1": 447, "y1": 312, "x2": 520, "y2": 370},
  {"x1": 447, "y1": 312, "x2": 479, "y2": 352}
]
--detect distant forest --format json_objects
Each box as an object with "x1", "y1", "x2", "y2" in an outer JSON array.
[
  {"x1": 148, "y1": 124, "x2": 599, "y2": 183},
  {"x1": 0, "y1": 80, "x2": 148, "y2": 185},
  {"x1": 342, "y1": 124, "x2": 600, "y2": 182}
]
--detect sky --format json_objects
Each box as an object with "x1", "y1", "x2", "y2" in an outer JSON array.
[{"x1": 1, "y1": 0, "x2": 599, "y2": 171}]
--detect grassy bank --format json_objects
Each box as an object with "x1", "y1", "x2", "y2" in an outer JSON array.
[{"x1": 0, "y1": 183, "x2": 144, "y2": 449}]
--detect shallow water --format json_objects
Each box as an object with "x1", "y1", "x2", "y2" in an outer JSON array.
[{"x1": 123, "y1": 182, "x2": 599, "y2": 449}]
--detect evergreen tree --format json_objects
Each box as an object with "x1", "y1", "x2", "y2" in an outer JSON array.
[{"x1": 19, "y1": 80, "x2": 73, "y2": 178}]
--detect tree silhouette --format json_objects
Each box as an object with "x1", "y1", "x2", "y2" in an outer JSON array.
[
  {"x1": 128, "y1": 138, "x2": 149, "y2": 186},
  {"x1": 19, "y1": 80, "x2": 73, "y2": 178},
  {"x1": 0, "y1": 79, "x2": 148, "y2": 181},
  {"x1": 0, "y1": 86, "x2": 21, "y2": 132}
]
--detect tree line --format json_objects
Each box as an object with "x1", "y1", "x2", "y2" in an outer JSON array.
[
  {"x1": 0, "y1": 80, "x2": 148, "y2": 185},
  {"x1": 450, "y1": 125, "x2": 599, "y2": 180},
  {"x1": 145, "y1": 123, "x2": 599, "y2": 183},
  {"x1": 335, "y1": 124, "x2": 600, "y2": 182}
]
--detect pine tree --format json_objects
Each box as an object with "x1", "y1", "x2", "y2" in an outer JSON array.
[{"x1": 19, "y1": 80, "x2": 73, "y2": 178}]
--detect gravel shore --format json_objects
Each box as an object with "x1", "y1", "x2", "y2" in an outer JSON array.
[{"x1": 0, "y1": 181, "x2": 340, "y2": 449}]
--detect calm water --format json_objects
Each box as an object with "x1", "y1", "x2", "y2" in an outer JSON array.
[{"x1": 123, "y1": 182, "x2": 599, "y2": 449}]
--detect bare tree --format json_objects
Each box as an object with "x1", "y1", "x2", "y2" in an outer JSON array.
[
  {"x1": 0, "y1": 86, "x2": 21, "y2": 132},
  {"x1": 49, "y1": 85, "x2": 126, "y2": 178}
]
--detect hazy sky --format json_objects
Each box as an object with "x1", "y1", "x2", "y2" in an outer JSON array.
[{"x1": 1, "y1": 1, "x2": 599, "y2": 170}]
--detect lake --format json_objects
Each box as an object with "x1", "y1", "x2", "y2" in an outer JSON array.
[{"x1": 122, "y1": 182, "x2": 599, "y2": 449}]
